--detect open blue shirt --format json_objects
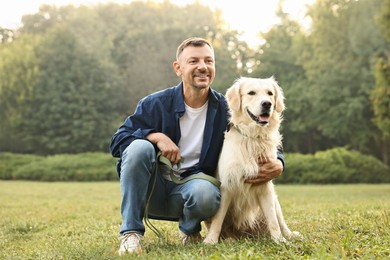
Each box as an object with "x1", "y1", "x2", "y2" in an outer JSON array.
[{"x1": 110, "y1": 82, "x2": 285, "y2": 178}]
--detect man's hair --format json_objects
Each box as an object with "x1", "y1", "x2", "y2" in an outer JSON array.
[{"x1": 176, "y1": 37, "x2": 213, "y2": 60}]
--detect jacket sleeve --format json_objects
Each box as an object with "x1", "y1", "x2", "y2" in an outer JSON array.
[
  {"x1": 276, "y1": 148, "x2": 286, "y2": 172},
  {"x1": 109, "y1": 98, "x2": 156, "y2": 158}
]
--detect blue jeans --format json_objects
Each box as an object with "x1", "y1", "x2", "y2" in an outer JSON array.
[{"x1": 119, "y1": 140, "x2": 221, "y2": 236}]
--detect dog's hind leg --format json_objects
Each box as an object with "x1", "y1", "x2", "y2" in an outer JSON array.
[
  {"x1": 274, "y1": 198, "x2": 301, "y2": 240},
  {"x1": 203, "y1": 187, "x2": 232, "y2": 244}
]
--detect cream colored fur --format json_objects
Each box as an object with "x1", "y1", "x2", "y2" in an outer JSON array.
[{"x1": 204, "y1": 77, "x2": 300, "y2": 244}]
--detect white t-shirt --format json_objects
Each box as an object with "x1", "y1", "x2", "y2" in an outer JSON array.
[
  {"x1": 160, "y1": 101, "x2": 208, "y2": 180},
  {"x1": 179, "y1": 101, "x2": 208, "y2": 169}
]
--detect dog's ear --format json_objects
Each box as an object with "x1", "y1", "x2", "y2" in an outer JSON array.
[
  {"x1": 226, "y1": 78, "x2": 242, "y2": 112},
  {"x1": 272, "y1": 77, "x2": 285, "y2": 113}
]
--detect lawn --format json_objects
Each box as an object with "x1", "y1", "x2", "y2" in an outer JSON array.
[{"x1": 0, "y1": 181, "x2": 389, "y2": 259}]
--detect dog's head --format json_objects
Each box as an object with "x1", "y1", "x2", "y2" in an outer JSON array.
[{"x1": 226, "y1": 76, "x2": 285, "y2": 127}]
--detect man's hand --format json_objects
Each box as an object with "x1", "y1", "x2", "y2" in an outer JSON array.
[
  {"x1": 245, "y1": 158, "x2": 283, "y2": 185},
  {"x1": 147, "y1": 132, "x2": 181, "y2": 164}
]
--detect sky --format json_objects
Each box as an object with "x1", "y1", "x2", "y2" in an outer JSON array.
[{"x1": 0, "y1": 0, "x2": 315, "y2": 46}]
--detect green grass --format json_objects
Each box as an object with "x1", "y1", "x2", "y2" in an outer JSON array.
[{"x1": 0, "y1": 182, "x2": 389, "y2": 259}]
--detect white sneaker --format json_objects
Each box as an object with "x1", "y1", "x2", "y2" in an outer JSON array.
[
  {"x1": 118, "y1": 232, "x2": 143, "y2": 256},
  {"x1": 180, "y1": 230, "x2": 202, "y2": 245}
]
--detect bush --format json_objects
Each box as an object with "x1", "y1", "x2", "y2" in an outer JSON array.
[
  {"x1": 1, "y1": 148, "x2": 389, "y2": 183},
  {"x1": 278, "y1": 147, "x2": 390, "y2": 184},
  {"x1": 315, "y1": 148, "x2": 390, "y2": 183},
  {"x1": 0, "y1": 153, "x2": 44, "y2": 180},
  {"x1": 0, "y1": 152, "x2": 119, "y2": 181}
]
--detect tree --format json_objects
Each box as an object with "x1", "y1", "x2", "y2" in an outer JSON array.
[
  {"x1": 371, "y1": 58, "x2": 390, "y2": 164},
  {"x1": 0, "y1": 27, "x2": 16, "y2": 43},
  {"x1": 107, "y1": 1, "x2": 242, "y2": 112},
  {"x1": 252, "y1": 4, "x2": 322, "y2": 153},
  {"x1": 302, "y1": 0, "x2": 386, "y2": 154},
  {"x1": 0, "y1": 2, "x2": 243, "y2": 154},
  {"x1": 0, "y1": 35, "x2": 41, "y2": 152},
  {"x1": 370, "y1": 0, "x2": 390, "y2": 164},
  {"x1": 20, "y1": 4, "x2": 77, "y2": 35},
  {"x1": 19, "y1": 25, "x2": 124, "y2": 154}
]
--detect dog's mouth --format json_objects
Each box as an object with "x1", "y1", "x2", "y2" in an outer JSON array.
[{"x1": 247, "y1": 109, "x2": 270, "y2": 125}]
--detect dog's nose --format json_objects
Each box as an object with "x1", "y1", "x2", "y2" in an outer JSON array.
[{"x1": 261, "y1": 101, "x2": 272, "y2": 109}]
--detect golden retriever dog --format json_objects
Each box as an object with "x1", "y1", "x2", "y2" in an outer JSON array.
[{"x1": 204, "y1": 77, "x2": 300, "y2": 244}]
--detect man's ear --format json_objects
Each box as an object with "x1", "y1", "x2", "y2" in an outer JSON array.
[
  {"x1": 226, "y1": 78, "x2": 242, "y2": 112},
  {"x1": 173, "y1": 61, "x2": 181, "y2": 77}
]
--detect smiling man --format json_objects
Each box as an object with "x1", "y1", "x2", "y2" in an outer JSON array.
[{"x1": 109, "y1": 37, "x2": 284, "y2": 256}]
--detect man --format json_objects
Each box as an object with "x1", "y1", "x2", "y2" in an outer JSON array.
[{"x1": 110, "y1": 37, "x2": 284, "y2": 255}]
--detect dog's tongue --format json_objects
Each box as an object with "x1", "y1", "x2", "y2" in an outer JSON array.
[{"x1": 259, "y1": 115, "x2": 269, "y2": 122}]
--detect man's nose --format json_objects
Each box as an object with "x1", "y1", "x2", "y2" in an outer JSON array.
[{"x1": 197, "y1": 61, "x2": 207, "y2": 70}]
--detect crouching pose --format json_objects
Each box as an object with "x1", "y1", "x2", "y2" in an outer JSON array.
[{"x1": 109, "y1": 37, "x2": 285, "y2": 256}]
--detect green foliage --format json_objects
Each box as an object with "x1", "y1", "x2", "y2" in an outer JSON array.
[
  {"x1": 370, "y1": 0, "x2": 390, "y2": 164},
  {"x1": 315, "y1": 148, "x2": 390, "y2": 183},
  {"x1": 1, "y1": 149, "x2": 388, "y2": 183},
  {"x1": 20, "y1": 26, "x2": 124, "y2": 154},
  {"x1": 251, "y1": 0, "x2": 389, "y2": 160},
  {"x1": 0, "y1": 0, "x2": 389, "y2": 167},
  {"x1": 301, "y1": 0, "x2": 386, "y2": 153},
  {"x1": 371, "y1": 44, "x2": 390, "y2": 140},
  {"x1": 252, "y1": 7, "x2": 321, "y2": 153},
  {"x1": 278, "y1": 148, "x2": 390, "y2": 184},
  {"x1": 378, "y1": 0, "x2": 390, "y2": 43},
  {"x1": 0, "y1": 35, "x2": 41, "y2": 152},
  {"x1": 0, "y1": 153, "x2": 43, "y2": 180},
  {"x1": 0, "y1": 27, "x2": 15, "y2": 43},
  {"x1": 0, "y1": 2, "x2": 243, "y2": 155},
  {"x1": 0, "y1": 152, "x2": 118, "y2": 181}
]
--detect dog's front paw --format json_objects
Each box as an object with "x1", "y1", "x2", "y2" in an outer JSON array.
[
  {"x1": 283, "y1": 230, "x2": 302, "y2": 240},
  {"x1": 272, "y1": 235, "x2": 287, "y2": 244},
  {"x1": 290, "y1": 231, "x2": 302, "y2": 240},
  {"x1": 203, "y1": 235, "x2": 219, "y2": 244}
]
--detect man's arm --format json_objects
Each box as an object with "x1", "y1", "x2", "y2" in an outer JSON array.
[
  {"x1": 244, "y1": 150, "x2": 285, "y2": 185},
  {"x1": 147, "y1": 132, "x2": 181, "y2": 164}
]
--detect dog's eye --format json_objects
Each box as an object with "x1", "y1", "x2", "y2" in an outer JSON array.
[
  {"x1": 248, "y1": 91, "x2": 256, "y2": 96},
  {"x1": 268, "y1": 91, "x2": 273, "y2": 96}
]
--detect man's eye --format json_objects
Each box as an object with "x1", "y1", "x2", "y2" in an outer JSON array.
[{"x1": 248, "y1": 91, "x2": 256, "y2": 95}]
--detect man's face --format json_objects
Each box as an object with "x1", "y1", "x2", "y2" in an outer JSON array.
[{"x1": 173, "y1": 45, "x2": 215, "y2": 91}]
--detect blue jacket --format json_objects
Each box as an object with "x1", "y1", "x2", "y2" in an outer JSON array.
[
  {"x1": 110, "y1": 82, "x2": 285, "y2": 177},
  {"x1": 110, "y1": 82, "x2": 229, "y2": 178}
]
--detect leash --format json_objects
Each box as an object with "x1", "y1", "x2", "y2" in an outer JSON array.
[
  {"x1": 144, "y1": 152, "x2": 221, "y2": 242},
  {"x1": 156, "y1": 152, "x2": 221, "y2": 188},
  {"x1": 143, "y1": 160, "x2": 163, "y2": 243}
]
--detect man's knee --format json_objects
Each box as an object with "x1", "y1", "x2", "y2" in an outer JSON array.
[
  {"x1": 121, "y1": 140, "x2": 156, "y2": 176},
  {"x1": 122, "y1": 140, "x2": 155, "y2": 160},
  {"x1": 191, "y1": 180, "x2": 221, "y2": 217}
]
